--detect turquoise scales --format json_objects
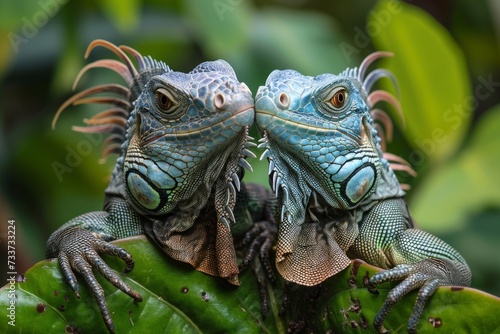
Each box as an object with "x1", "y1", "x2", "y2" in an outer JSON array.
[
  {"x1": 254, "y1": 52, "x2": 471, "y2": 333},
  {"x1": 47, "y1": 40, "x2": 276, "y2": 333}
]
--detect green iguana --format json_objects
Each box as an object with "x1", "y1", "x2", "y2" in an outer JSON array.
[
  {"x1": 254, "y1": 52, "x2": 471, "y2": 333},
  {"x1": 47, "y1": 40, "x2": 275, "y2": 333}
]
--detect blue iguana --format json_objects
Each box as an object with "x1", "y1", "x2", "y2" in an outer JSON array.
[{"x1": 254, "y1": 52, "x2": 471, "y2": 333}]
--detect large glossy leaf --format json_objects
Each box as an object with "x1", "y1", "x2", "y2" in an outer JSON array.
[
  {"x1": 0, "y1": 235, "x2": 284, "y2": 333},
  {"x1": 411, "y1": 104, "x2": 500, "y2": 232},
  {"x1": 370, "y1": 0, "x2": 472, "y2": 164},
  {"x1": 289, "y1": 260, "x2": 500, "y2": 333},
  {"x1": 2, "y1": 237, "x2": 499, "y2": 333}
]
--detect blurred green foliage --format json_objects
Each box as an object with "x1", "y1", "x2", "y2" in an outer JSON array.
[
  {"x1": 1, "y1": 0, "x2": 499, "y2": 300},
  {"x1": 372, "y1": 0, "x2": 472, "y2": 162}
]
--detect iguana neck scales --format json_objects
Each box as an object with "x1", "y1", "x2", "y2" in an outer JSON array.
[{"x1": 254, "y1": 52, "x2": 471, "y2": 333}]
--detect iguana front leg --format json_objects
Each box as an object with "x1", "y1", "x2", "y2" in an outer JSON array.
[
  {"x1": 348, "y1": 198, "x2": 471, "y2": 333},
  {"x1": 233, "y1": 183, "x2": 279, "y2": 315},
  {"x1": 235, "y1": 183, "x2": 277, "y2": 279},
  {"x1": 46, "y1": 197, "x2": 144, "y2": 333}
]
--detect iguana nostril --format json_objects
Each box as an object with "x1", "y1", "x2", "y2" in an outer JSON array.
[
  {"x1": 277, "y1": 92, "x2": 290, "y2": 109},
  {"x1": 214, "y1": 93, "x2": 226, "y2": 109}
]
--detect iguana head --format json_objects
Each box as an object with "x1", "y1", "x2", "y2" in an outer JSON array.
[
  {"x1": 54, "y1": 40, "x2": 254, "y2": 218},
  {"x1": 254, "y1": 52, "x2": 410, "y2": 286},
  {"x1": 256, "y1": 70, "x2": 381, "y2": 210},
  {"x1": 124, "y1": 60, "x2": 254, "y2": 216}
]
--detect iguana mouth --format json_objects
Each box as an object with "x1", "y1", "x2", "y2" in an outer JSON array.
[
  {"x1": 141, "y1": 106, "x2": 254, "y2": 146},
  {"x1": 256, "y1": 110, "x2": 363, "y2": 144}
]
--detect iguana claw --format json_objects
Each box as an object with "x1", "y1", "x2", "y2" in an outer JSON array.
[
  {"x1": 237, "y1": 220, "x2": 277, "y2": 282},
  {"x1": 236, "y1": 219, "x2": 277, "y2": 315},
  {"x1": 52, "y1": 227, "x2": 142, "y2": 333},
  {"x1": 369, "y1": 258, "x2": 468, "y2": 333}
]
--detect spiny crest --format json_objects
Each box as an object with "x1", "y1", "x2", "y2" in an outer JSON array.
[
  {"x1": 340, "y1": 51, "x2": 416, "y2": 186},
  {"x1": 52, "y1": 39, "x2": 171, "y2": 162},
  {"x1": 221, "y1": 128, "x2": 257, "y2": 230}
]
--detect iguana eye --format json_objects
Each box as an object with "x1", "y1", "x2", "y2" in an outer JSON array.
[
  {"x1": 155, "y1": 88, "x2": 175, "y2": 112},
  {"x1": 330, "y1": 88, "x2": 348, "y2": 108}
]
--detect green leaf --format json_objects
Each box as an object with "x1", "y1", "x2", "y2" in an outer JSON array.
[
  {"x1": 288, "y1": 260, "x2": 500, "y2": 333},
  {"x1": 2, "y1": 238, "x2": 498, "y2": 333},
  {"x1": 411, "y1": 104, "x2": 500, "y2": 232},
  {"x1": 370, "y1": 0, "x2": 472, "y2": 164},
  {"x1": 0, "y1": 236, "x2": 284, "y2": 333}
]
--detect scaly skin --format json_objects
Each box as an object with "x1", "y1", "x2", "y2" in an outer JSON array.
[
  {"x1": 254, "y1": 52, "x2": 471, "y2": 333},
  {"x1": 46, "y1": 40, "x2": 274, "y2": 333}
]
